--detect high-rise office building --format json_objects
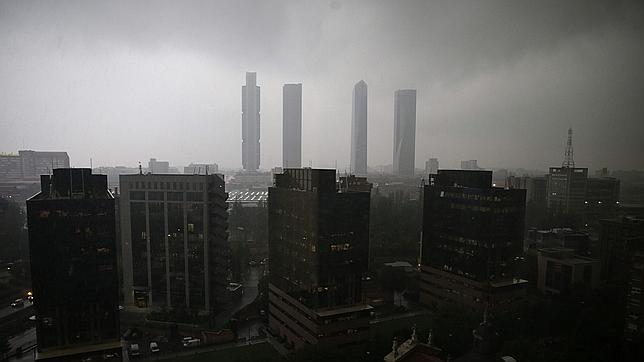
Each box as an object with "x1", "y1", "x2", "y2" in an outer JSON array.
[
  {"x1": 27, "y1": 168, "x2": 121, "y2": 361},
  {"x1": 268, "y1": 169, "x2": 372, "y2": 350},
  {"x1": 351, "y1": 80, "x2": 368, "y2": 175},
  {"x1": 242, "y1": 72, "x2": 261, "y2": 171},
  {"x1": 148, "y1": 158, "x2": 170, "y2": 174},
  {"x1": 546, "y1": 128, "x2": 588, "y2": 217},
  {"x1": 425, "y1": 158, "x2": 439, "y2": 175},
  {"x1": 0, "y1": 150, "x2": 70, "y2": 181},
  {"x1": 119, "y1": 173, "x2": 228, "y2": 313},
  {"x1": 461, "y1": 160, "x2": 481, "y2": 170},
  {"x1": 393, "y1": 89, "x2": 416, "y2": 176},
  {"x1": 283, "y1": 83, "x2": 302, "y2": 168},
  {"x1": 420, "y1": 170, "x2": 527, "y2": 313}
]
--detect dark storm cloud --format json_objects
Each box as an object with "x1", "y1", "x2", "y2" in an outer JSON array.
[{"x1": 1, "y1": 0, "x2": 642, "y2": 170}]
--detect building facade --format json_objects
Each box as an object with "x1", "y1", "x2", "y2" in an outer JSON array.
[
  {"x1": 420, "y1": 170, "x2": 527, "y2": 314},
  {"x1": 242, "y1": 72, "x2": 261, "y2": 171},
  {"x1": 283, "y1": 83, "x2": 302, "y2": 168},
  {"x1": 351, "y1": 80, "x2": 368, "y2": 175},
  {"x1": 393, "y1": 89, "x2": 416, "y2": 176},
  {"x1": 267, "y1": 168, "x2": 372, "y2": 350},
  {"x1": 546, "y1": 166, "x2": 588, "y2": 216},
  {"x1": 26, "y1": 169, "x2": 121, "y2": 361},
  {"x1": 536, "y1": 247, "x2": 600, "y2": 295},
  {"x1": 425, "y1": 158, "x2": 439, "y2": 175},
  {"x1": 184, "y1": 163, "x2": 219, "y2": 175},
  {"x1": 119, "y1": 173, "x2": 228, "y2": 313},
  {"x1": 0, "y1": 150, "x2": 69, "y2": 181}
]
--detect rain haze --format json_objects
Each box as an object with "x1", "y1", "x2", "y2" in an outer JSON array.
[{"x1": 1, "y1": 0, "x2": 643, "y2": 171}]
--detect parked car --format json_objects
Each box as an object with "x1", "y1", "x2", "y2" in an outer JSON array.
[
  {"x1": 128, "y1": 343, "x2": 140, "y2": 357},
  {"x1": 10, "y1": 299, "x2": 24, "y2": 308},
  {"x1": 183, "y1": 338, "x2": 201, "y2": 348},
  {"x1": 149, "y1": 341, "x2": 160, "y2": 353}
]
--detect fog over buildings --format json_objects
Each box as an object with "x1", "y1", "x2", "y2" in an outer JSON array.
[{"x1": 1, "y1": 0, "x2": 644, "y2": 171}]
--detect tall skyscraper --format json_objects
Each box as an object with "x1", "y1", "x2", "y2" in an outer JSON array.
[
  {"x1": 27, "y1": 168, "x2": 121, "y2": 361},
  {"x1": 242, "y1": 72, "x2": 261, "y2": 171},
  {"x1": 283, "y1": 83, "x2": 302, "y2": 168},
  {"x1": 393, "y1": 89, "x2": 416, "y2": 176},
  {"x1": 120, "y1": 173, "x2": 229, "y2": 313},
  {"x1": 351, "y1": 80, "x2": 368, "y2": 175},
  {"x1": 419, "y1": 170, "x2": 527, "y2": 314},
  {"x1": 268, "y1": 169, "x2": 372, "y2": 350}
]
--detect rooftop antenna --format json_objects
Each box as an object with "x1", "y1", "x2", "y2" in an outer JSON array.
[
  {"x1": 562, "y1": 127, "x2": 575, "y2": 168},
  {"x1": 138, "y1": 162, "x2": 143, "y2": 175},
  {"x1": 90, "y1": 157, "x2": 93, "y2": 169}
]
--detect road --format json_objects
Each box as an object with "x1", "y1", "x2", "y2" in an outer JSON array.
[
  {"x1": 0, "y1": 301, "x2": 33, "y2": 319},
  {"x1": 213, "y1": 264, "x2": 264, "y2": 328}
]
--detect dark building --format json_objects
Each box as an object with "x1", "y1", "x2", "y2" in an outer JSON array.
[
  {"x1": 546, "y1": 166, "x2": 588, "y2": 217},
  {"x1": 268, "y1": 168, "x2": 372, "y2": 350},
  {"x1": 599, "y1": 216, "x2": 644, "y2": 284},
  {"x1": 26, "y1": 168, "x2": 121, "y2": 361},
  {"x1": 420, "y1": 170, "x2": 527, "y2": 314},
  {"x1": 119, "y1": 173, "x2": 229, "y2": 314},
  {"x1": 585, "y1": 177, "x2": 621, "y2": 224}
]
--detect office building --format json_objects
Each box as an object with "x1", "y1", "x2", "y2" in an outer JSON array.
[
  {"x1": 268, "y1": 168, "x2": 372, "y2": 350},
  {"x1": 393, "y1": 90, "x2": 416, "y2": 176},
  {"x1": 184, "y1": 163, "x2": 219, "y2": 175},
  {"x1": 546, "y1": 166, "x2": 588, "y2": 216},
  {"x1": 460, "y1": 160, "x2": 481, "y2": 170},
  {"x1": 536, "y1": 247, "x2": 599, "y2": 295},
  {"x1": 546, "y1": 128, "x2": 588, "y2": 218},
  {"x1": 0, "y1": 150, "x2": 69, "y2": 182},
  {"x1": 26, "y1": 169, "x2": 121, "y2": 361},
  {"x1": 599, "y1": 216, "x2": 644, "y2": 284},
  {"x1": 147, "y1": 158, "x2": 170, "y2": 174},
  {"x1": 283, "y1": 83, "x2": 302, "y2": 168},
  {"x1": 420, "y1": 170, "x2": 527, "y2": 314},
  {"x1": 119, "y1": 173, "x2": 228, "y2": 313},
  {"x1": 585, "y1": 177, "x2": 621, "y2": 223},
  {"x1": 351, "y1": 80, "x2": 368, "y2": 175},
  {"x1": 242, "y1": 72, "x2": 261, "y2": 171},
  {"x1": 425, "y1": 158, "x2": 439, "y2": 175}
]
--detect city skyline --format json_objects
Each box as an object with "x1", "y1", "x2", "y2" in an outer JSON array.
[{"x1": 1, "y1": 1, "x2": 643, "y2": 171}]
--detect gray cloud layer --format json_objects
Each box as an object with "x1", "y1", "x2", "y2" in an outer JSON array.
[{"x1": 1, "y1": 0, "x2": 643, "y2": 171}]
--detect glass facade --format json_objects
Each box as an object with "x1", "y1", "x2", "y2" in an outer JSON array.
[{"x1": 121, "y1": 174, "x2": 228, "y2": 313}]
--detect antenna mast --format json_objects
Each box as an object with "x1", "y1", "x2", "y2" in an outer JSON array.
[{"x1": 562, "y1": 127, "x2": 575, "y2": 168}]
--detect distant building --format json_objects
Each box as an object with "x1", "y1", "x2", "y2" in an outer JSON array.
[
  {"x1": 536, "y1": 247, "x2": 600, "y2": 295},
  {"x1": 268, "y1": 168, "x2": 372, "y2": 350},
  {"x1": 585, "y1": 177, "x2": 621, "y2": 222},
  {"x1": 27, "y1": 169, "x2": 121, "y2": 361},
  {"x1": 119, "y1": 173, "x2": 228, "y2": 313},
  {"x1": 425, "y1": 158, "x2": 439, "y2": 175},
  {"x1": 148, "y1": 158, "x2": 170, "y2": 174},
  {"x1": 242, "y1": 72, "x2": 261, "y2": 171},
  {"x1": 393, "y1": 89, "x2": 416, "y2": 176},
  {"x1": 351, "y1": 80, "x2": 368, "y2": 175},
  {"x1": 460, "y1": 160, "x2": 481, "y2": 170},
  {"x1": 420, "y1": 170, "x2": 527, "y2": 314},
  {"x1": 184, "y1": 163, "x2": 219, "y2": 175},
  {"x1": 92, "y1": 166, "x2": 140, "y2": 190},
  {"x1": 546, "y1": 166, "x2": 588, "y2": 216},
  {"x1": 0, "y1": 150, "x2": 69, "y2": 181},
  {"x1": 283, "y1": 83, "x2": 302, "y2": 168},
  {"x1": 526, "y1": 227, "x2": 590, "y2": 255}
]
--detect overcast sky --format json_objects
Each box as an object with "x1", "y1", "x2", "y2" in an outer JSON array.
[{"x1": 1, "y1": 0, "x2": 643, "y2": 172}]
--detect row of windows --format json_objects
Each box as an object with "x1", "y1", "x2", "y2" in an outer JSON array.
[
  {"x1": 129, "y1": 181, "x2": 204, "y2": 191},
  {"x1": 129, "y1": 191, "x2": 204, "y2": 201}
]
